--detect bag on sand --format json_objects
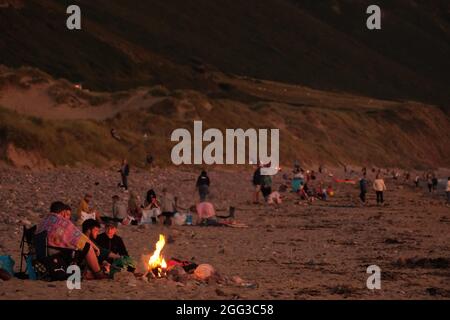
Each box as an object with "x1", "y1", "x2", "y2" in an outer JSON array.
[
  {"x1": 110, "y1": 256, "x2": 136, "y2": 277},
  {"x1": 80, "y1": 211, "x2": 96, "y2": 222},
  {"x1": 33, "y1": 253, "x2": 69, "y2": 281},
  {"x1": 0, "y1": 255, "x2": 15, "y2": 276},
  {"x1": 173, "y1": 212, "x2": 187, "y2": 226}
]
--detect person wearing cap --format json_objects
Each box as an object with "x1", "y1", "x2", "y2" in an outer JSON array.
[{"x1": 96, "y1": 221, "x2": 129, "y2": 260}]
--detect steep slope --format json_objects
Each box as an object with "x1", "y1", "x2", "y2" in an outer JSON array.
[{"x1": 0, "y1": 67, "x2": 449, "y2": 169}]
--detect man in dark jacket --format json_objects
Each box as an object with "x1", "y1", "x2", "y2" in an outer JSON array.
[
  {"x1": 252, "y1": 166, "x2": 262, "y2": 204},
  {"x1": 196, "y1": 170, "x2": 210, "y2": 201}
]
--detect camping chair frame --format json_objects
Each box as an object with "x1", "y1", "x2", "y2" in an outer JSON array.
[{"x1": 19, "y1": 225, "x2": 37, "y2": 274}]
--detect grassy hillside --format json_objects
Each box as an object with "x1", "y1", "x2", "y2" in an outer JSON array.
[
  {"x1": 0, "y1": 0, "x2": 449, "y2": 107},
  {"x1": 1, "y1": 91, "x2": 449, "y2": 169}
]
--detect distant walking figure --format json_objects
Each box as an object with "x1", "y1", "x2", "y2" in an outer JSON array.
[
  {"x1": 373, "y1": 174, "x2": 387, "y2": 205},
  {"x1": 359, "y1": 176, "x2": 368, "y2": 204},
  {"x1": 427, "y1": 174, "x2": 433, "y2": 193},
  {"x1": 414, "y1": 175, "x2": 420, "y2": 188},
  {"x1": 118, "y1": 159, "x2": 130, "y2": 191}
]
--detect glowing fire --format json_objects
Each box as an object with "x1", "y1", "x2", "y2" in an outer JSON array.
[{"x1": 148, "y1": 234, "x2": 167, "y2": 277}]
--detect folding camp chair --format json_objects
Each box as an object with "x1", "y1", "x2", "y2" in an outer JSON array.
[
  {"x1": 17, "y1": 225, "x2": 37, "y2": 277},
  {"x1": 18, "y1": 226, "x2": 90, "y2": 281},
  {"x1": 33, "y1": 230, "x2": 91, "y2": 281}
]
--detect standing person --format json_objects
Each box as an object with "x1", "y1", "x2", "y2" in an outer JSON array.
[
  {"x1": 196, "y1": 170, "x2": 210, "y2": 201},
  {"x1": 373, "y1": 175, "x2": 387, "y2": 206},
  {"x1": 359, "y1": 176, "x2": 368, "y2": 205},
  {"x1": 414, "y1": 175, "x2": 420, "y2": 188},
  {"x1": 261, "y1": 174, "x2": 273, "y2": 202},
  {"x1": 427, "y1": 173, "x2": 433, "y2": 193},
  {"x1": 432, "y1": 175, "x2": 438, "y2": 192},
  {"x1": 118, "y1": 159, "x2": 130, "y2": 191},
  {"x1": 404, "y1": 171, "x2": 410, "y2": 183},
  {"x1": 252, "y1": 165, "x2": 262, "y2": 204},
  {"x1": 446, "y1": 177, "x2": 450, "y2": 206}
]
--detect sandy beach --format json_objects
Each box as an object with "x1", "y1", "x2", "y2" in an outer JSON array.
[{"x1": 0, "y1": 165, "x2": 449, "y2": 300}]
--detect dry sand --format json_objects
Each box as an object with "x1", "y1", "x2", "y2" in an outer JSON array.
[{"x1": 0, "y1": 166, "x2": 449, "y2": 300}]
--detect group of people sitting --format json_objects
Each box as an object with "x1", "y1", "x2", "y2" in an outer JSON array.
[
  {"x1": 252, "y1": 164, "x2": 334, "y2": 205},
  {"x1": 35, "y1": 201, "x2": 130, "y2": 280},
  {"x1": 71, "y1": 169, "x2": 234, "y2": 229},
  {"x1": 31, "y1": 170, "x2": 231, "y2": 281}
]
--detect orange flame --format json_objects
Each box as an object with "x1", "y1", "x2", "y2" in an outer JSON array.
[{"x1": 148, "y1": 234, "x2": 167, "y2": 277}]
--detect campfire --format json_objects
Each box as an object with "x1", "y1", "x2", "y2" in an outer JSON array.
[{"x1": 147, "y1": 234, "x2": 168, "y2": 278}]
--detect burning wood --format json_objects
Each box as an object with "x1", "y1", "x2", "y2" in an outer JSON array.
[{"x1": 145, "y1": 234, "x2": 168, "y2": 278}]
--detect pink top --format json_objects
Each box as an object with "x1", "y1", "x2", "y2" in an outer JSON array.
[{"x1": 196, "y1": 202, "x2": 216, "y2": 219}]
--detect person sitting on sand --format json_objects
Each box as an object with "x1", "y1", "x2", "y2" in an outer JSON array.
[
  {"x1": 159, "y1": 188, "x2": 177, "y2": 225},
  {"x1": 37, "y1": 201, "x2": 108, "y2": 280},
  {"x1": 267, "y1": 191, "x2": 282, "y2": 205},
  {"x1": 76, "y1": 193, "x2": 101, "y2": 226},
  {"x1": 82, "y1": 219, "x2": 120, "y2": 266},
  {"x1": 298, "y1": 185, "x2": 310, "y2": 202},
  {"x1": 315, "y1": 182, "x2": 327, "y2": 201},
  {"x1": 195, "y1": 201, "x2": 217, "y2": 225},
  {"x1": 127, "y1": 192, "x2": 142, "y2": 223},
  {"x1": 96, "y1": 221, "x2": 129, "y2": 260},
  {"x1": 113, "y1": 195, "x2": 127, "y2": 220},
  {"x1": 196, "y1": 170, "x2": 210, "y2": 201},
  {"x1": 373, "y1": 175, "x2": 387, "y2": 205},
  {"x1": 141, "y1": 189, "x2": 161, "y2": 224},
  {"x1": 291, "y1": 167, "x2": 304, "y2": 193}
]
